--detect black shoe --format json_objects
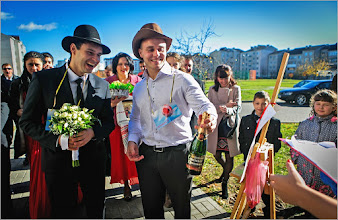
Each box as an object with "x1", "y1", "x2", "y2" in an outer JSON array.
[
  {"x1": 23, "y1": 157, "x2": 29, "y2": 166},
  {"x1": 221, "y1": 181, "x2": 228, "y2": 199},
  {"x1": 123, "y1": 185, "x2": 132, "y2": 202}
]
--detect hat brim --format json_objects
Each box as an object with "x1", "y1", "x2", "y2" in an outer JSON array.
[
  {"x1": 62, "y1": 36, "x2": 111, "y2": 55},
  {"x1": 132, "y1": 29, "x2": 172, "y2": 60}
]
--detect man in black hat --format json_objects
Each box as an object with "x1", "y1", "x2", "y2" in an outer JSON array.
[
  {"x1": 127, "y1": 23, "x2": 217, "y2": 218},
  {"x1": 20, "y1": 24, "x2": 114, "y2": 218}
]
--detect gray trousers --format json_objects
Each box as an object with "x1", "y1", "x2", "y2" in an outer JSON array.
[{"x1": 136, "y1": 143, "x2": 192, "y2": 219}]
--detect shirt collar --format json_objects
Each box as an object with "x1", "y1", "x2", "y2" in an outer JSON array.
[
  {"x1": 143, "y1": 62, "x2": 173, "y2": 81},
  {"x1": 66, "y1": 62, "x2": 88, "y2": 82},
  {"x1": 5, "y1": 75, "x2": 13, "y2": 81}
]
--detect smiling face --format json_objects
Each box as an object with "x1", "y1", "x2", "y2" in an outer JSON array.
[
  {"x1": 69, "y1": 42, "x2": 102, "y2": 76},
  {"x1": 217, "y1": 74, "x2": 231, "y2": 88},
  {"x1": 185, "y1": 59, "x2": 193, "y2": 74},
  {"x1": 253, "y1": 98, "x2": 269, "y2": 117},
  {"x1": 43, "y1": 57, "x2": 53, "y2": 69},
  {"x1": 166, "y1": 56, "x2": 180, "y2": 70},
  {"x1": 314, "y1": 101, "x2": 336, "y2": 117},
  {"x1": 25, "y1": 58, "x2": 43, "y2": 75},
  {"x1": 138, "y1": 38, "x2": 166, "y2": 78},
  {"x1": 116, "y1": 57, "x2": 130, "y2": 80}
]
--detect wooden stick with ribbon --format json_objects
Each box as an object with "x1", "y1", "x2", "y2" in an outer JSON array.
[{"x1": 230, "y1": 52, "x2": 289, "y2": 219}]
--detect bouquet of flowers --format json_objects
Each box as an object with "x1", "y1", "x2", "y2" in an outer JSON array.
[
  {"x1": 49, "y1": 103, "x2": 97, "y2": 167},
  {"x1": 109, "y1": 81, "x2": 134, "y2": 97}
]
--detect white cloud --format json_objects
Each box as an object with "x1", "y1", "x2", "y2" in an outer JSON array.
[
  {"x1": 18, "y1": 22, "x2": 57, "y2": 32},
  {"x1": 1, "y1": 12, "x2": 14, "y2": 20}
]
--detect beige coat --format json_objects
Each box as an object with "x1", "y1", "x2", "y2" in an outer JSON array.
[{"x1": 207, "y1": 85, "x2": 241, "y2": 157}]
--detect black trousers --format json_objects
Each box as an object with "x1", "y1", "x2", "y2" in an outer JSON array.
[
  {"x1": 1, "y1": 145, "x2": 12, "y2": 218},
  {"x1": 136, "y1": 143, "x2": 192, "y2": 219},
  {"x1": 44, "y1": 151, "x2": 106, "y2": 218}
]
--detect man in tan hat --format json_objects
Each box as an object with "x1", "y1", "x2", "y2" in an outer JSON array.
[
  {"x1": 127, "y1": 23, "x2": 217, "y2": 218},
  {"x1": 20, "y1": 24, "x2": 114, "y2": 218}
]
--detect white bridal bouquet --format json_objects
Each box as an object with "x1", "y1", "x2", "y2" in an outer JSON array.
[{"x1": 49, "y1": 103, "x2": 97, "y2": 167}]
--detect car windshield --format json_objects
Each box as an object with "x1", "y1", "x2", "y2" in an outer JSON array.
[{"x1": 302, "y1": 81, "x2": 323, "y2": 88}]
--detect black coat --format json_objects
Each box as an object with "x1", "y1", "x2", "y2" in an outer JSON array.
[
  {"x1": 1, "y1": 74, "x2": 19, "y2": 146},
  {"x1": 19, "y1": 65, "x2": 114, "y2": 172},
  {"x1": 239, "y1": 110, "x2": 282, "y2": 160}
]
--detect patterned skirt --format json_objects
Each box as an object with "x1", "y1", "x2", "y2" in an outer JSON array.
[{"x1": 217, "y1": 137, "x2": 229, "y2": 152}]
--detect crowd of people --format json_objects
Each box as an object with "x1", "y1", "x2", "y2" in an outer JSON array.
[{"x1": 1, "y1": 23, "x2": 337, "y2": 219}]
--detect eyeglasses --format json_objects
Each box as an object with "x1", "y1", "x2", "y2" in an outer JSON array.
[{"x1": 2, "y1": 68, "x2": 12, "y2": 70}]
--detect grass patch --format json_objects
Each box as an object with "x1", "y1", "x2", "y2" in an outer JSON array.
[
  {"x1": 204, "y1": 79, "x2": 301, "y2": 101},
  {"x1": 193, "y1": 122, "x2": 298, "y2": 212}
]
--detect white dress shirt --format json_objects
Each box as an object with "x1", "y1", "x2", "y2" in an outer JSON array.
[
  {"x1": 128, "y1": 62, "x2": 217, "y2": 148},
  {"x1": 59, "y1": 63, "x2": 89, "y2": 150}
]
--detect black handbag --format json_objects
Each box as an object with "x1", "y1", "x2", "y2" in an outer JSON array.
[{"x1": 218, "y1": 106, "x2": 239, "y2": 139}]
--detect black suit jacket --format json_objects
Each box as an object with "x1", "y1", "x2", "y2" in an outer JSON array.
[
  {"x1": 239, "y1": 110, "x2": 282, "y2": 160},
  {"x1": 19, "y1": 65, "x2": 114, "y2": 172}
]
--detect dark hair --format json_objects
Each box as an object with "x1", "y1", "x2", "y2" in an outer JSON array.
[
  {"x1": 73, "y1": 39, "x2": 88, "y2": 51},
  {"x1": 253, "y1": 91, "x2": 270, "y2": 102},
  {"x1": 23, "y1": 51, "x2": 44, "y2": 74},
  {"x1": 2, "y1": 63, "x2": 12, "y2": 69},
  {"x1": 42, "y1": 52, "x2": 54, "y2": 63},
  {"x1": 112, "y1": 52, "x2": 134, "y2": 76},
  {"x1": 213, "y1": 64, "x2": 237, "y2": 92},
  {"x1": 310, "y1": 89, "x2": 337, "y2": 116},
  {"x1": 139, "y1": 60, "x2": 144, "y2": 64},
  {"x1": 105, "y1": 65, "x2": 112, "y2": 71}
]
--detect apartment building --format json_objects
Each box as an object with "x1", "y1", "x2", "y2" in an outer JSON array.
[
  {"x1": 209, "y1": 47, "x2": 243, "y2": 74},
  {"x1": 1, "y1": 33, "x2": 26, "y2": 76},
  {"x1": 268, "y1": 50, "x2": 287, "y2": 78},
  {"x1": 240, "y1": 45, "x2": 277, "y2": 78}
]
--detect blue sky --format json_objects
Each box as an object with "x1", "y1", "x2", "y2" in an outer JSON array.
[{"x1": 1, "y1": 1, "x2": 337, "y2": 64}]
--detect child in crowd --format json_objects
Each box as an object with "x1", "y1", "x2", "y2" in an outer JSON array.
[
  {"x1": 292, "y1": 89, "x2": 337, "y2": 197},
  {"x1": 166, "y1": 52, "x2": 186, "y2": 72},
  {"x1": 239, "y1": 90, "x2": 282, "y2": 218}
]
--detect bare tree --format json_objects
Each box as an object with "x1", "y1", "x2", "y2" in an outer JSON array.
[{"x1": 172, "y1": 19, "x2": 219, "y2": 80}]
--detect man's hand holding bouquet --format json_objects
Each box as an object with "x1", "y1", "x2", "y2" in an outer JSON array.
[{"x1": 49, "y1": 103, "x2": 98, "y2": 167}]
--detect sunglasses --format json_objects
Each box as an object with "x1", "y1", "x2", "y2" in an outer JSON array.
[{"x1": 3, "y1": 68, "x2": 12, "y2": 70}]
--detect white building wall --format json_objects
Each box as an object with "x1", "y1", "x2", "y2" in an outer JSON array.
[{"x1": 1, "y1": 33, "x2": 26, "y2": 76}]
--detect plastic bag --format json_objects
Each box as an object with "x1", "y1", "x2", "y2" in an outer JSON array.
[{"x1": 244, "y1": 153, "x2": 269, "y2": 209}]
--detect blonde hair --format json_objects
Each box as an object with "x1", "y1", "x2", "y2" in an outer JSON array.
[{"x1": 310, "y1": 89, "x2": 337, "y2": 116}]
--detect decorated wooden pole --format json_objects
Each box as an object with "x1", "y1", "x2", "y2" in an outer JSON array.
[{"x1": 230, "y1": 53, "x2": 289, "y2": 219}]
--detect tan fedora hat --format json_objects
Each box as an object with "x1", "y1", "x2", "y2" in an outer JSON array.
[{"x1": 132, "y1": 23, "x2": 172, "y2": 60}]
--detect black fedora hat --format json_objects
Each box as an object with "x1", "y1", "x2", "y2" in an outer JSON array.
[
  {"x1": 132, "y1": 23, "x2": 172, "y2": 60},
  {"x1": 62, "y1": 24, "x2": 111, "y2": 55}
]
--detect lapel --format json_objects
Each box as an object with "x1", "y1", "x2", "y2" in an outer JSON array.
[
  {"x1": 54, "y1": 67, "x2": 75, "y2": 108},
  {"x1": 84, "y1": 74, "x2": 96, "y2": 109}
]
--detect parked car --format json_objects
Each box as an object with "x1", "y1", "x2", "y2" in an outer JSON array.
[
  {"x1": 293, "y1": 80, "x2": 313, "y2": 88},
  {"x1": 278, "y1": 79, "x2": 332, "y2": 105}
]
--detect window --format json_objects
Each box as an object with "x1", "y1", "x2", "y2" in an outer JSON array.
[{"x1": 318, "y1": 82, "x2": 331, "y2": 89}]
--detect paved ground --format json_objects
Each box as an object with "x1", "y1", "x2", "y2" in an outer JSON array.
[
  {"x1": 240, "y1": 99, "x2": 311, "y2": 123},
  {"x1": 9, "y1": 100, "x2": 309, "y2": 219},
  {"x1": 9, "y1": 147, "x2": 229, "y2": 219}
]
